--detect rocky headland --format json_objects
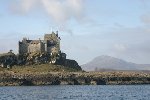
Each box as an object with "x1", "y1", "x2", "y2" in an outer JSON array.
[{"x1": 0, "y1": 64, "x2": 150, "y2": 86}]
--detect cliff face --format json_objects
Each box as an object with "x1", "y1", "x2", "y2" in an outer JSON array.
[
  {"x1": 64, "y1": 59, "x2": 82, "y2": 71},
  {"x1": 0, "y1": 71, "x2": 150, "y2": 86}
]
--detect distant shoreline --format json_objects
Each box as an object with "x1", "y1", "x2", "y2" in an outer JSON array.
[{"x1": 0, "y1": 71, "x2": 150, "y2": 86}]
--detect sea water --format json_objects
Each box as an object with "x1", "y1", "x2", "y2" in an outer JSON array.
[{"x1": 0, "y1": 85, "x2": 150, "y2": 100}]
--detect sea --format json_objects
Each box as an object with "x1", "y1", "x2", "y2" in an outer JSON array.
[{"x1": 0, "y1": 85, "x2": 149, "y2": 100}]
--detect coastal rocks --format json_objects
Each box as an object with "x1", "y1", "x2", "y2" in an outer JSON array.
[
  {"x1": 63, "y1": 59, "x2": 82, "y2": 71},
  {"x1": 0, "y1": 71, "x2": 150, "y2": 86}
]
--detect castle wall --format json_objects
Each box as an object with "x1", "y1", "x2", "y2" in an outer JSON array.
[
  {"x1": 28, "y1": 42, "x2": 42, "y2": 53},
  {"x1": 19, "y1": 42, "x2": 28, "y2": 54},
  {"x1": 41, "y1": 42, "x2": 45, "y2": 53}
]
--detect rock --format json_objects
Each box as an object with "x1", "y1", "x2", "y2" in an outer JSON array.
[
  {"x1": 0, "y1": 71, "x2": 150, "y2": 86},
  {"x1": 64, "y1": 59, "x2": 82, "y2": 71},
  {"x1": 90, "y1": 80, "x2": 97, "y2": 85}
]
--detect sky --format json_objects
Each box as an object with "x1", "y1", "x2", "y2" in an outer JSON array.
[{"x1": 0, "y1": 0, "x2": 150, "y2": 65}]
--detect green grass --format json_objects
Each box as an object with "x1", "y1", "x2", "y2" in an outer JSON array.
[{"x1": 5, "y1": 64, "x2": 80, "y2": 74}]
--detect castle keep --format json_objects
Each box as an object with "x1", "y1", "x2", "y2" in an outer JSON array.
[{"x1": 19, "y1": 31, "x2": 60, "y2": 55}]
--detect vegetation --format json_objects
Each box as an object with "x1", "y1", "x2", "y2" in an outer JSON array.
[
  {"x1": 0, "y1": 64, "x2": 81, "y2": 74},
  {"x1": 0, "y1": 65, "x2": 150, "y2": 86}
]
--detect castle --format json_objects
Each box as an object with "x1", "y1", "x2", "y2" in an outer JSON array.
[
  {"x1": 0, "y1": 31, "x2": 81, "y2": 70},
  {"x1": 19, "y1": 31, "x2": 60, "y2": 55}
]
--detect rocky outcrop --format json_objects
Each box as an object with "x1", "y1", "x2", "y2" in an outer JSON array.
[
  {"x1": 0, "y1": 71, "x2": 150, "y2": 86},
  {"x1": 64, "y1": 59, "x2": 82, "y2": 71}
]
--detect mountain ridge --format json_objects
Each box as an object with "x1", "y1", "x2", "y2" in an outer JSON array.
[{"x1": 81, "y1": 55, "x2": 150, "y2": 71}]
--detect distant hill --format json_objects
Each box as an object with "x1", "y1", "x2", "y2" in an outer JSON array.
[{"x1": 81, "y1": 55, "x2": 150, "y2": 71}]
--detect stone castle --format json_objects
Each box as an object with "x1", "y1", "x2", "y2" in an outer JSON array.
[
  {"x1": 19, "y1": 31, "x2": 60, "y2": 55},
  {"x1": 0, "y1": 31, "x2": 81, "y2": 70}
]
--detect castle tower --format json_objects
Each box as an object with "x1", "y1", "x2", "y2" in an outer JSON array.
[{"x1": 44, "y1": 31, "x2": 60, "y2": 53}]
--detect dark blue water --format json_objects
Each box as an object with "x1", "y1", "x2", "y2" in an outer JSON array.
[{"x1": 0, "y1": 85, "x2": 149, "y2": 100}]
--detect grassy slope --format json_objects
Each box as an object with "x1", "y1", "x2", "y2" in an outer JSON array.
[{"x1": 0, "y1": 64, "x2": 80, "y2": 74}]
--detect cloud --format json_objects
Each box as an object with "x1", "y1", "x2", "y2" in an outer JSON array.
[
  {"x1": 58, "y1": 26, "x2": 74, "y2": 36},
  {"x1": 10, "y1": 0, "x2": 84, "y2": 24},
  {"x1": 141, "y1": 13, "x2": 150, "y2": 24},
  {"x1": 114, "y1": 44, "x2": 127, "y2": 52},
  {"x1": 118, "y1": 41, "x2": 150, "y2": 64},
  {"x1": 10, "y1": 0, "x2": 36, "y2": 15},
  {"x1": 108, "y1": 25, "x2": 150, "y2": 64},
  {"x1": 9, "y1": 0, "x2": 85, "y2": 36}
]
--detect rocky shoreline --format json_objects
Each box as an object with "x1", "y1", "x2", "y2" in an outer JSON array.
[{"x1": 0, "y1": 71, "x2": 150, "y2": 86}]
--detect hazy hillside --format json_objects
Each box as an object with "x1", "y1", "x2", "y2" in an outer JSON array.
[{"x1": 81, "y1": 55, "x2": 150, "y2": 71}]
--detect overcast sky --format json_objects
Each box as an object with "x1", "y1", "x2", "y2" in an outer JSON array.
[{"x1": 0, "y1": 0, "x2": 150, "y2": 65}]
